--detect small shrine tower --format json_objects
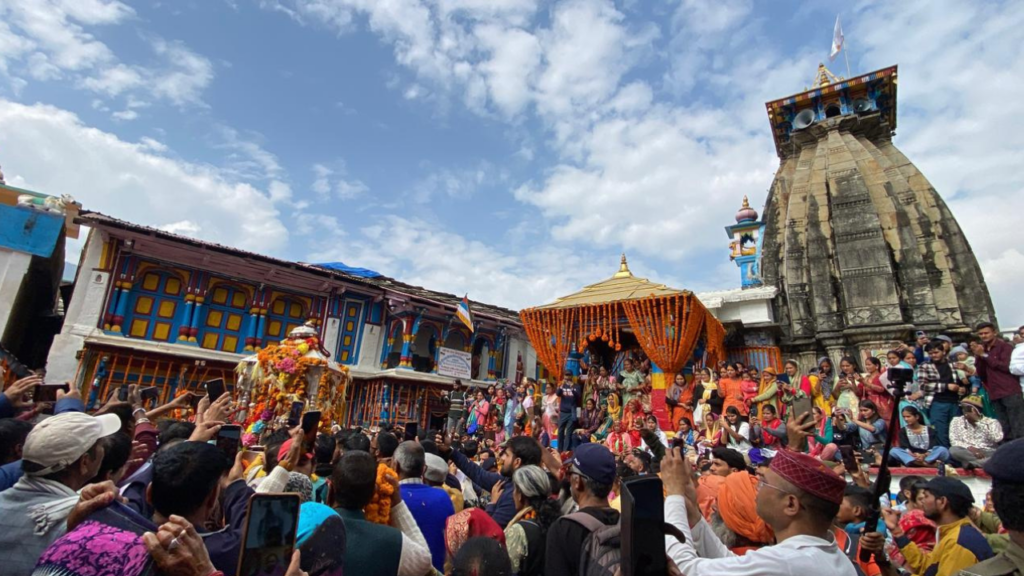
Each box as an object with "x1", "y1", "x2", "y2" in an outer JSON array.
[{"x1": 725, "y1": 196, "x2": 764, "y2": 289}]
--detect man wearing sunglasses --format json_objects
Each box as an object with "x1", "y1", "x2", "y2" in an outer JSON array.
[{"x1": 950, "y1": 395, "x2": 1004, "y2": 469}]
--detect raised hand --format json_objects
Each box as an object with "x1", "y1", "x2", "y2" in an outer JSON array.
[{"x1": 3, "y1": 375, "x2": 41, "y2": 410}]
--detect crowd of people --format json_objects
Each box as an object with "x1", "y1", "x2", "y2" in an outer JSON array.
[
  {"x1": 444, "y1": 322, "x2": 1022, "y2": 473},
  {"x1": 0, "y1": 321, "x2": 1021, "y2": 576}
]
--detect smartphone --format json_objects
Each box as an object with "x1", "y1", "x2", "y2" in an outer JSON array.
[
  {"x1": 117, "y1": 385, "x2": 129, "y2": 402},
  {"x1": 188, "y1": 392, "x2": 203, "y2": 410},
  {"x1": 205, "y1": 378, "x2": 226, "y2": 402},
  {"x1": 139, "y1": 386, "x2": 159, "y2": 405},
  {"x1": 237, "y1": 493, "x2": 300, "y2": 576},
  {"x1": 288, "y1": 401, "x2": 305, "y2": 427},
  {"x1": 35, "y1": 383, "x2": 70, "y2": 403},
  {"x1": 216, "y1": 425, "x2": 242, "y2": 461},
  {"x1": 620, "y1": 475, "x2": 668, "y2": 576},
  {"x1": 839, "y1": 445, "x2": 859, "y2": 473},
  {"x1": 301, "y1": 411, "x2": 321, "y2": 448},
  {"x1": 403, "y1": 421, "x2": 419, "y2": 442},
  {"x1": 792, "y1": 396, "x2": 813, "y2": 422},
  {"x1": 937, "y1": 462, "x2": 947, "y2": 477}
]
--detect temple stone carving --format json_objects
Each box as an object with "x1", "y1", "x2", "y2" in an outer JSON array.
[{"x1": 758, "y1": 64, "x2": 996, "y2": 358}]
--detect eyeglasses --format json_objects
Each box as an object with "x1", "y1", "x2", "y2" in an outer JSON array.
[{"x1": 757, "y1": 477, "x2": 797, "y2": 496}]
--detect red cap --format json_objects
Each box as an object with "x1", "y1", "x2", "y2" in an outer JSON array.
[
  {"x1": 770, "y1": 449, "x2": 845, "y2": 505},
  {"x1": 277, "y1": 439, "x2": 313, "y2": 463}
]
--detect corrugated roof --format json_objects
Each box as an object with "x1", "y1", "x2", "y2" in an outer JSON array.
[
  {"x1": 533, "y1": 255, "x2": 688, "y2": 310},
  {"x1": 77, "y1": 211, "x2": 522, "y2": 324}
]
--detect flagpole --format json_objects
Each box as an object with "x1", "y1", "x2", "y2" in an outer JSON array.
[{"x1": 843, "y1": 38, "x2": 852, "y2": 78}]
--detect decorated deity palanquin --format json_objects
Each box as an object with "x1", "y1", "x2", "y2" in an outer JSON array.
[
  {"x1": 757, "y1": 64, "x2": 996, "y2": 365},
  {"x1": 46, "y1": 211, "x2": 534, "y2": 429}
]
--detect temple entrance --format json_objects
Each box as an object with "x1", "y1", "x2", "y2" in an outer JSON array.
[{"x1": 581, "y1": 328, "x2": 641, "y2": 371}]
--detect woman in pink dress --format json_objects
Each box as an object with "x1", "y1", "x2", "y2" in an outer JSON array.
[
  {"x1": 465, "y1": 390, "x2": 490, "y2": 436},
  {"x1": 541, "y1": 383, "x2": 558, "y2": 440}
]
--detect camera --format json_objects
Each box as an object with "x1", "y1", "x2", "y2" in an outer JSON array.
[{"x1": 886, "y1": 367, "x2": 914, "y2": 397}]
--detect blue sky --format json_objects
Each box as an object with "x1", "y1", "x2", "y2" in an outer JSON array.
[{"x1": 1, "y1": 0, "x2": 1022, "y2": 327}]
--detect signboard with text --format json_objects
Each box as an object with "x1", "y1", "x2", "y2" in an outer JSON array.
[{"x1": 437, "y1": 347, "x2": 472, "y2": 379}]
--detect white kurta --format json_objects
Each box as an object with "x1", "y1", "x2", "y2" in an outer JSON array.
[{"x1": 664, "y1": 495, "x2": 858, "y2": 576}]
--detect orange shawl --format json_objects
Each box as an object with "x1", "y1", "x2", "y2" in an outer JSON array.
[{"x1": 717, "y1": 471, "x2": 774, "y2": 545}]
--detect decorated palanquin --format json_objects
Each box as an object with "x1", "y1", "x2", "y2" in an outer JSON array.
[
  {"x1": 235, "y1": 323, "x2": 349, "y2": 444},
  {"x1": 519, "y1": 256, "x2": 726, "y2": 430}
]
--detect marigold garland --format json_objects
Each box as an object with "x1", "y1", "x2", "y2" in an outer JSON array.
[
  {"x1": 365, "y1": 462, "x2": 396, "y2": 525},
  {"x1": 237, "y1": 331, "x2": 349, "y2": 432}
]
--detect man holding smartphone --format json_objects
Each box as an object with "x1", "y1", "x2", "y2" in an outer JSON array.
[{"x1": 662, "y1": 419, "x2": 857, "y2": 575}]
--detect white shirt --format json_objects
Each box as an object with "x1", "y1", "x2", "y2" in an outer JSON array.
[
  {"x1": 725, "y1": 422, "x2": 752, "y2": 453},
  {"x1": 1010, "y1": 342, "x2": 1024, "y2": 392},
  {"x1": 664, "y1": 495, "x2": 858, "y2": 576}
]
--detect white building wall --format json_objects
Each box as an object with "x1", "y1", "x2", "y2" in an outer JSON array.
[
  {"x1": 357, "y1": 323, "x2": 383, "y2": 370},
  {"x1": 46, "y1": 229, "x2": 109, "y2": 382},
  {"x1": 0, "y1": 247, "x2": 32, "y2": 339},
  {"x1": 322, "y1": 317, "x2": 341, "y2": 361}
]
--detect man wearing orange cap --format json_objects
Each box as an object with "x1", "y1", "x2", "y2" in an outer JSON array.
[{"x1": 662, "y1": 414, "x2": 857, "y2": 575}]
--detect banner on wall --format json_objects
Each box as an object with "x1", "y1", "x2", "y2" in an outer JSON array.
[{"x1": 438, "y1": 347, "x2": 472, "y2": 379}]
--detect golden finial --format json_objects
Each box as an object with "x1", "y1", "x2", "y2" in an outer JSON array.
[
  {"x1": 742, "y1": 195, "x2": 750, "y2": 209},
  {"x1": 815, "y1": 63, "x2": 842, "y2": 87},
  {"x1": 614, "y1": 254, "x2": 632, "y2": 278}
]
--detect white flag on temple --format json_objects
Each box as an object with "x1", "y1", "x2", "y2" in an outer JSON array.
[{"x1": 830, "y1": 16, "x2": 844, "y2": 61}]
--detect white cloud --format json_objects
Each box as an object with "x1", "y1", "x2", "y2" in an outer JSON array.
[
  {"x1": 1, "y1": 0, "x2": 123, "y2": 71},
  {"x1": 216, "y1": 125, "x2": 283, "y2": 181},
  {"x1": 268, "y1": 180, "x2": 293, "y2": 202},
  {"x1": 0, "y1": 1, "x2": 214, "y2": 107},
  {"x1": 310, "y1": 161, "x2": 368, "y2": 200},
  {"x1": 0, "y1": 99, "x2": 288, "y2": 255},
  {"x1": 26, "y1": 51, "x2": 61, "y2": 80},
  {"x1": 159, "y1": 220, "x2": 201, "y2": 236},
  {"x1": 312, "y1": 163, "x2": 332, "y2": 196},
  {"x1": 138, "y1": 136, "x2": 167, "y2": 152},
  {"x1": 305, "y1": 214, "x2": 601, "y2": 309},
  {"x1": 149, "y1": 38, "x2": 214, "y2": 106},
  {"x1": 79, "y1": 63, "x2": 142, "y2": 96},
  {"x1": 110, "y1": 108, "x2": 137, "y2": 120},
  {"x1": 410, "y1": 162, "x2": 495, "y2": 204},
  {"x1": 474, "y1": 24, "x2": 540, "y2": 117}
]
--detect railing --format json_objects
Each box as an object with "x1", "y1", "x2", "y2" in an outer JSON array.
[
  {"x1": 694, "y1": 346, "x2": 784, "y2": 372},
  {"x1": 726, "y1": 346, "x2": 784, "y2": 371}
]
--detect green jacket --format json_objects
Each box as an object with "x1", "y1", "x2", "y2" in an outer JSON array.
[{"x1": 334, "y1": 507, "x2": 403, "y2": 576}]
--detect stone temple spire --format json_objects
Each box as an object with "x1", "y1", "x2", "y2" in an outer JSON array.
[{"x1": 760, "y1": 65, "x2": 995, "y2": 357}]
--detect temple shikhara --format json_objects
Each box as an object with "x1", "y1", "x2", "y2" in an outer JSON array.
[
  {"x1": 0, "y1": 62, "x2": 999, "y2": 439},
  {"x1": 756, "y1": 64, "x2": 996, "y2": 365}
]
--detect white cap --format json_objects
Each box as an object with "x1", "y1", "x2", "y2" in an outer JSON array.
[
  {"x1": 424, "y1": 453, "x2": 448, "y2": 484},
  {"x1": 23, "y1": 412, "x2": 122, "y2": 476}
]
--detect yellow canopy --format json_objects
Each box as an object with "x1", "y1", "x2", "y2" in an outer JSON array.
[{"x1": 535, "y1": 255, "x2": 688, "y2": 309}]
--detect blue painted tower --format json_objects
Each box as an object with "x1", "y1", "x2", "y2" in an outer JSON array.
[{"x1": 724, "y1": 196, "x2": 765, "y2": 289}]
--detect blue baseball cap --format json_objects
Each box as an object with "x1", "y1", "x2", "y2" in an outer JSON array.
[{"x1": 570, "y1": 443, "x2": 616, "y2": 485}]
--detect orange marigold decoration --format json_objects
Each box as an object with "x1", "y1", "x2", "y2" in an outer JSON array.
[
  {"x1": 365, "y1": 462, "x2": 396, "y2": 525},
  {"x1": 519, "y1": 261, "x2": 725, "y2": 429},
  {"x1": 237, "y1": 326, "x2": 348, "y2": 433}
]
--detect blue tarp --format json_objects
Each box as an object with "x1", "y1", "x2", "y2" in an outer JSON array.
[
  {"x1": 0, "y1": 204, "x2": 64, "y2": 258},
  {"x1": 316, "y1": 261, "x2": 383, "y2": 279}
]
